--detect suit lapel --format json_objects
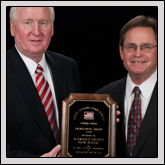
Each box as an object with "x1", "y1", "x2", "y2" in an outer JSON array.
[
  {"x1": 133, "y1": 82, "x2": 158, "y2": 157},
  {"x1": 45, "y1": 52, "x2": 67, "y2": 132},
  {"x1": 9, "y1": 46, "x2": 56, "y2": 146},
  {"x1": 112, "y1": 78, "x2": 129, "y2": 157}
]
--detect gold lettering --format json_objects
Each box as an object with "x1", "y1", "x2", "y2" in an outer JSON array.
[
  {"x1": 89, "y1": 122, "x2": 97, "y2": 125},
  {"x1": 80, "y1": 122, "x2": 89, "y2": 125},
  {"x1": 93, "y1": 128, "x2": 103, "y2": 131},
  {"x1": 75, "y1": 127, "x2": 92, "y2": 130},
  {"x1": 77, "y1": 141, "x2": 86, "y2": 144},
  {"x1": 81, "y1": 134, "x2": 92, "y2": 137},
  {"x1": 92, "y1": 148, "x2": 104, "y2": 150},
  {"x1": 91, "y1": 107, "x2": 99, "y2": 111}
]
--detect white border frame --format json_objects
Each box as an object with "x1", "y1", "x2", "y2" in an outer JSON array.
[{"x1": 1, "y1": 1, "x2": 164, "y2": 164}]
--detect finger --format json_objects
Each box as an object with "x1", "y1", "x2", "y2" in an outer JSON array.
[
  {"x1": 57, "y1": 152, "x2": 61, "y2": 157},
  {"x1": 116, "y1": 118, "x2": 120, "y2": 123},
  {"x1": 51, "y1": 145, "x2": 61, "y2": 157},
  {"x1": 116, "y1": 110, "x2": 121, "y2": 115}
]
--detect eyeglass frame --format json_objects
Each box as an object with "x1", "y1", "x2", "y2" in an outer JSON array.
[{"x1": 122, "y1": 44, "x2": 157, "y2": 52}]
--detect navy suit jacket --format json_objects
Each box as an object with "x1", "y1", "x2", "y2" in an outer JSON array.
[
  {"x1": 7, "y1": 46, "x2": 82, "y2": 157},
  {"x1": 96, "y1": 77, "x2": 158, "y2": 157}
]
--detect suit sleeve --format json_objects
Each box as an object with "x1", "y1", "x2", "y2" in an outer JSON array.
[{"x1": 7, "y1": 143, "x2": 40, "y2": 157}]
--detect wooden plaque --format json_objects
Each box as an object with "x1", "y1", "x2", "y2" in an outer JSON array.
[{"x1": 60, "y1": 93, "x2": 116, "y2": 157}]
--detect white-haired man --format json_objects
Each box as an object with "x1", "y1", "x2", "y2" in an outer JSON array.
[{"x1": 7, "y1": 7, "x2": 82, "y2": 157}]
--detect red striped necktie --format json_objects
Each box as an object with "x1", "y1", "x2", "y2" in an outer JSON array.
[
  {"x1": 127, "y1": 86, "x2": 142, "y2": 157},
  {"x1": 35, "y1": 64, "x2": 59, "y2": 144}
]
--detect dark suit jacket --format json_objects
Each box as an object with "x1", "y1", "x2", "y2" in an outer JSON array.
[
  {"x1": 7, "y1": 46, "x2": 82, "y2": 157},
  {"x1": 95, "y1": 77, "x2": 158, "y2": 157}
]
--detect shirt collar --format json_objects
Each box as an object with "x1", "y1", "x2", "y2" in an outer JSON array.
[
  {"x1": 125, "y1": 70, "x2": 157, "y2": 100},
  {"x1": 125, "y1": 75, "x2": 135, "y2": 100},
  {"x1": 139, "y1": 70, "x2": 157, "y2": 100},
  {"x1": 38, "y1": 54, "x2": 47, "y2": 73},
  {"x1": 15, "y1": 44, "x2": 46, "y2": 76}
]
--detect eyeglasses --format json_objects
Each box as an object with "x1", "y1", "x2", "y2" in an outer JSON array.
[{"x1": 123, "y1": 44, "x2": 157, "y2": 52}]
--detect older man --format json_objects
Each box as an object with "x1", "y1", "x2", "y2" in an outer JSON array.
[
  {"x1": 96, "y1": 15, "x2": 157, "y2": 157},
  {"x1": 7, "y1": 7, "x2": 82, "y2": 157}
]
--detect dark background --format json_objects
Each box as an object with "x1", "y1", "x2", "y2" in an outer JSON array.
[{"x1": 6, "y1": 6, "x2": 158, "y2": 93}]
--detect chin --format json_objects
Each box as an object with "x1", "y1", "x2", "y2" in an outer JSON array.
[
  {"x1": 30, "y1": 49, "x2": 44, "y2": 55},
  {"x1": 131, "y1": 69, "x2": 145, "y2": 76}
]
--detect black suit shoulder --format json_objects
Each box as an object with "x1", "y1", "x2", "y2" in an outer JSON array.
[
  {"x1": 45, "y1": 49, "x2": 82, "y2": 94},
  {"x1": 95, "y1": 77, "x2": 126, "y2": 95},
  {"x1": 7, "y1": 46, "x2": 78, "y2": 72},
  {"x1": 46, "y1": 50, "x2": 77, "y2": 67}
]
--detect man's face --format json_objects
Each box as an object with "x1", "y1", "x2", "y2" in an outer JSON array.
[
  {"x1": 119, "y1": 26, "x2": 157, "y2": 83},
  {"x1": 10, "y1": 7, "x2": 54, "y2": 62}
]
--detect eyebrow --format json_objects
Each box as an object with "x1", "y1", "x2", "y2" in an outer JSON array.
[
  {"x1": 39, "y1": 20, "x2": 49, "y2": 23},
  {"x1": 23, "y1": 18, "x2": 49, "y2": 22},
  {"x1": 23, "y1": 18, "x2": 33, "y2": 21},
  {"x1": 126, "y1": 43, "x2": 152, "y2": 45}
]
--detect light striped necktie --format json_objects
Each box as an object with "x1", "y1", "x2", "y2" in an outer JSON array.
[
  {"x1": 35, "y1": 64, "x2": 59, "y2": 144},
  {"x1": 127, "y1": 86, "x2": 142, "y2": 157}
]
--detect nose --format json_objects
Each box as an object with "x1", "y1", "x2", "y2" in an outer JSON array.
[
  {"x1": 31, "y1": 23, "x2": 40, "y2": 36},
  {"x1": 134, "y1": 46, "x2": 142, "y2": 57}
]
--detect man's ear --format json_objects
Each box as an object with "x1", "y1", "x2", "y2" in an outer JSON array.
[
  {"x1": 119, "y1": 46, "x2": 124, "y2": 60},
  {"x1": 10, "y1": 20, "x2": 15, "y2": 37}
]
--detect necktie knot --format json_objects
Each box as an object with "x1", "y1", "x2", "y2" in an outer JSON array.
[
  {"x1": 133, "y1": 86, "x2": 141, "y2": 95},
  {"x1": 35, "y1": 64, "x2": 43, "y2": 74}
]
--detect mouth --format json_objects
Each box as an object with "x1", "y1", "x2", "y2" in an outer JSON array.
[
  {"x1": 30, "y1": 40, "x2": 42, "y2": 44},
  {"x1": 132, "y1": 61, "x2": 145, "y2": 64}
]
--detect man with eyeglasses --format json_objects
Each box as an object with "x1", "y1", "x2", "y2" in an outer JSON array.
[{"x1": 96, "y1": 15, "x2": 157, "y2": 157}]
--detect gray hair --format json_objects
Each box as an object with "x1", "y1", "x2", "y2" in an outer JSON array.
[{"x1": 10, "y1": 7, "x2": 55, "y2": 24}]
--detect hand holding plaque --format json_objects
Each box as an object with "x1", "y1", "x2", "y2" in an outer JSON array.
[{"x1": 60, "y1": 94, "x2": 116, "y2": 157}]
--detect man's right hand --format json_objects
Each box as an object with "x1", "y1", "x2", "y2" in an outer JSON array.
[{"x1": 40, "y1": 145, "x2": 61, "y2": 157}]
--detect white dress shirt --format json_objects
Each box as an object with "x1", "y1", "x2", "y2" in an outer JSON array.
[
  {"x1": 15, "y1": 45, "x2": 59, "y2": 129},
  {"x1": 124, "y1": 70, "x2": 157, "y2": 140}
]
